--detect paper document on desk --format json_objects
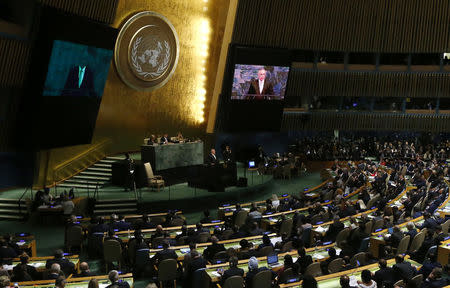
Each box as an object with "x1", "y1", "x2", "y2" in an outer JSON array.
[
  {"x1": 212, "y1": 271, "x2": 221, "y2": 277},
  {"x1": 16, "y1": 241, "x2": 26, "y2": 246},
  {"x1": 314, "y1": 226, "x2": 327, "y2": 233},
  {"x1": 313, "y1": 253, "x2": 325, "y2": 260},
  {"x1": 270, "y1": 237, "x2": 282, "y2": 246},
  {"x1": 349, "y1": 276, "x2": 358, "y2": 287},
  {"x1": 2, "y1": 265, "x2": 13, "y2": 270}
]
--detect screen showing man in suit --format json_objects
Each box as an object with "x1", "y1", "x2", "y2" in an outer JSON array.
[
  {"x1": 43, "y1": 40, "x2": 113, "y2": 98},
  {"x1": 231, "y1": 64, "x2": 290, "y2": 100}
]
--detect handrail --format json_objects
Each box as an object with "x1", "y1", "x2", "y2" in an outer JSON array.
[
  {"x1": 18, "y1": 187, "x2": 30, "y2": 214},
  {"x1": 52, "y1": 138, "x2": 111, "y2": 185}
]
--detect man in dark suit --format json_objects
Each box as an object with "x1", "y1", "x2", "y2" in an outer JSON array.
[
  {"x1": 324, "y1": 215, "x2": 345, "y2": 242},
  {"x1": 62, "y1": 65, "x2": 96, "y2": 97},
  {"x1": 153, "y1": 241, "x2": 177, "y2": 264},
  {"x1": 160, "y1": 134, "x2": 169, "y2": 144},
  {"x1": 374, "y1": 258, "x2": 396, "y2": 288},
  {"x1": 105, "y1": 270, "x2": 130, "y2": 288},
  {"x1": 384, "y1": 226, "x2": 404, "y2": 248},
  {"x1": 75, "y1": 262, "x2": 94, "y2": 278},
  {"x1": 206, "y1": 149, "x2": 219, "y2": 166},
  {"x1": 219, "y1": 256, "x2": 244, "y2": 286},
  {"x1": 393, "y1": 254, "x2": 417, "y2": 282},
  {"x1": 45, "y1": 249, "x2": 75, "y2": 276},
  {"x1": 222, "y1": 146, "x2": 233, "y2": 163},
  {"x1": 203, "y1": 236, "x2": 226, "y2": 262},
  {"x1": 47, "y1": 263, "x2": 62, "y2": 280},
  {"x1": 0, "y1": 240, "x2": 17, "y2": 264},
  {"x1": 422, "y1": 267, "x2": 448, "y2": 288},
  {"x1": 12, "y1": 253, "x2": 38, "y2": 281},
  {"x1": 246, "y1": 68, "x2": 274, "y2": 100}
]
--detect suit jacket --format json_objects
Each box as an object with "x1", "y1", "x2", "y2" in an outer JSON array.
[
  {"x1": 374, "y1": 267, "x2": 396, "y2": 287},
  {"x1": 12, "y1": 264, "x2": 37, "y2": 281},
  {"x1": 246, "y1": 79, "x2": 274, "y2": 100},
  {"x1": 325, "y1": 222, "x2": 345, "y2": 242},
  {"x1": 393, "y1": 261, "x2": 416, "y2": 281},
  {"x1": 105, "y1": 280, "x2": 130, "y2": 288},
  {"x1": 203, "y1": 243, "x2": 226, "y2": 261},
  {"x1": 154, "y1": 248, "x2": 178, "y2": 263},
  {"x1": 206, "y1": 153, "x2": 219, "y2": 166},
  {"x1": 45, "y1": 258, "x2": 75, "y2": 275},
  {"x1": 62, "y1": 66, "x2": 96, "y2": 97}
]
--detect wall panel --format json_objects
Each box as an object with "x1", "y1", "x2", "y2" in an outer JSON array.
[{"x1": 233, "y1": 0, "x2": 450, "y2": 52}]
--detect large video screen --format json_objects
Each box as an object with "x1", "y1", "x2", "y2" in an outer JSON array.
[
  {"x1": 43, "y1": 40, "x2": 113, "y2": 98},
  {"x1": 231, "y1": 64, "x2": 290, "y2": 100}
]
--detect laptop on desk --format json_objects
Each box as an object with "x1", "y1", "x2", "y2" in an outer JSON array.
[{"x1": 267, "y1": 254, "x2": 281, "y2": 267}]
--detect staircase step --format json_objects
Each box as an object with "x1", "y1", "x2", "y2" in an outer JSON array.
[
  {"x1": 99, "y1": 159, "x2": 117, "y2": 164},
  {"x1": 65, "y1": 179, "x2": 106, "y2": 185},
  {"x1": 80, "y1": 171, "x2": 112, "y2": 177},
  {"x1": 95, "y1": 203, "x2": 136, "y2": 208},
  {"x1": 87, "y1": 167, "x2": 111, "y2": 172},
  {"x1": 106, "y1": 156, "x2": 126, "y2": 161},
  {"x1": 0, "y1": 203, "x2": 24, "y2": 208},
  {"x1": 73, "y1": 175, "x2": 110, "y2": 181},
  {"x1": 0, "y1": 208, "x2": 27, "y2": 215},
  {"x1": 0, "y1": 198, "x2": 26, "y2": 204},
  {"x1": 93, "y1": 163, "x2": 112, "y2": 168},
  {"x1": 58, "y1": 183, "x2": 99, "y2": 189},
  {"x1": 0, "y1": 214, "x2": 26, "y2": 220}
]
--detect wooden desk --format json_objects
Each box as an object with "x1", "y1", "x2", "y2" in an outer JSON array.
[
  {"x1": 4, "y1": 255, "x2": 80, "y2": 273},
  {"x1": 17, "y1": 273, "x2": 133, "y2": 288}
]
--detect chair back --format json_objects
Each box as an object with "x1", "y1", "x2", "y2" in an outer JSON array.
[
  {"x1": 176, "y1": 236, "x2": 188, "y2": 246},
  {"x1": 424, "y1": 245, "x2": 437, "y2": 260},
  {"x1": 144, "y1": 162, "x2": 155, "y2": 179},
  {"x1": 358, "y1": 237, "x2": 370, "y2": 252},
  {"x1": 152, "y1": 237, "x2": 165, "y2": 249},
  {"x1": 259, "y1": 246, "x2": 274, "y2": 257},
  {"x1": 366, "y1": 194, "x2": 380, "y2": 210},
  {"x1": 442, "y1": 219, "x2": 450, "y2": 234},
  {"x1": 158, "y1": 258, "x2": 177, "y2": 281},
  {"x1": 327, "y1": 258, "x2": 344, "y2": 274},
  {"x1": 127, "y1": 239, "x2": 137, "y2": 264},
  {"x1": 302, "y1": 227, "x2": 312, "y2": 248},
  {"x1": 396, "y1": 235, "x2": 410, "y2": 255},
  {"x1": 135, "y1": 248, "x2": 151, "y2": 269},
  {"x1": 278, "y1": 268, "x2": 294, "y2": 284},
  {"x1": 213, "y1": 251, "x2": 229, "y2": 261},
  {"x1": 364, "y1": 221, "x2": 373, "y2": 235},
  {"x1": 252, "y1": 269, "x2": 272, "y2": 288},
  {"x1": 336, "y1": 228, "x2": 350, "y2": 248},
  {"x1": 234, "y1": 210, "x2": 248, "y2": 228},
  {"x1": 103, "y1": 239, "x2": 122, "y2": 262},
  {"x1": 170, "y1": 218, "x2": 184, "y2": 226},
  {"x1": 192, "y1": 268, "x2": 211, "y2": 288},
  {"x1": 350, "y1": 252, "x2": 366, "y2": 267},
  {"x1": 223, "y1": 275, "x2": 244, "y2": 288},
  {"x1": 281, "y1": 241, "x2": 293, "y2": 252},
  {"x1": 409, "y1": 232, "x2": 425, "y2": 253},
  {"x1": 66, "y1": 225, "x2": 83, "y2": 248},
  {"x1": 411, "y1": 274, "x2": 423, "y2": 287},
  {"x1": 221, "y1": 229, "x2": 233, "y2": 240},
  {"x1": 310, "y1": 214, "x2": 322, "y2": 225},
  {"x1": 279, "y1": 218, "x2": 293, "y2": 238},
  {"x1": 197, "y1": 232, "x2": 210, "y2": 243},
  {"x1": 372, "y1": 219, "x2": 384, "y2": 232},
  {"x1": 305, "y1": 262, "x2": 322, "y2": 277}
]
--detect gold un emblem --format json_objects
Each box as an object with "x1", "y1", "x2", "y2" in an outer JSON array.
[{"x1": 114, "y1": 11, "x2": 179, "y2": 91}]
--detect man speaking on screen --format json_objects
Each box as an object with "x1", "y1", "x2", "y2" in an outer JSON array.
[{"x1": 245, "y1": 68, "x2": 274, "y2": 100}]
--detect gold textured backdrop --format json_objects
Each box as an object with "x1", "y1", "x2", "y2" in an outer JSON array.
[
  {"x1": 35, "y1": 0, "x2": 231, "y2": 187},
  {"x1": 93, "y1": 0, "x2": 230, "y2": 152}
]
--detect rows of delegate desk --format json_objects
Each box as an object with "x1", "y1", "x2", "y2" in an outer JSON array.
[{"x1": 13, "y1": 165, "x2": 450, "y2": 287}]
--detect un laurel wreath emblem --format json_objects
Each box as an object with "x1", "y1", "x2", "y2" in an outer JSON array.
[{"x1": 114, "y1": 11, "x2": 179, "y2": 91}]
